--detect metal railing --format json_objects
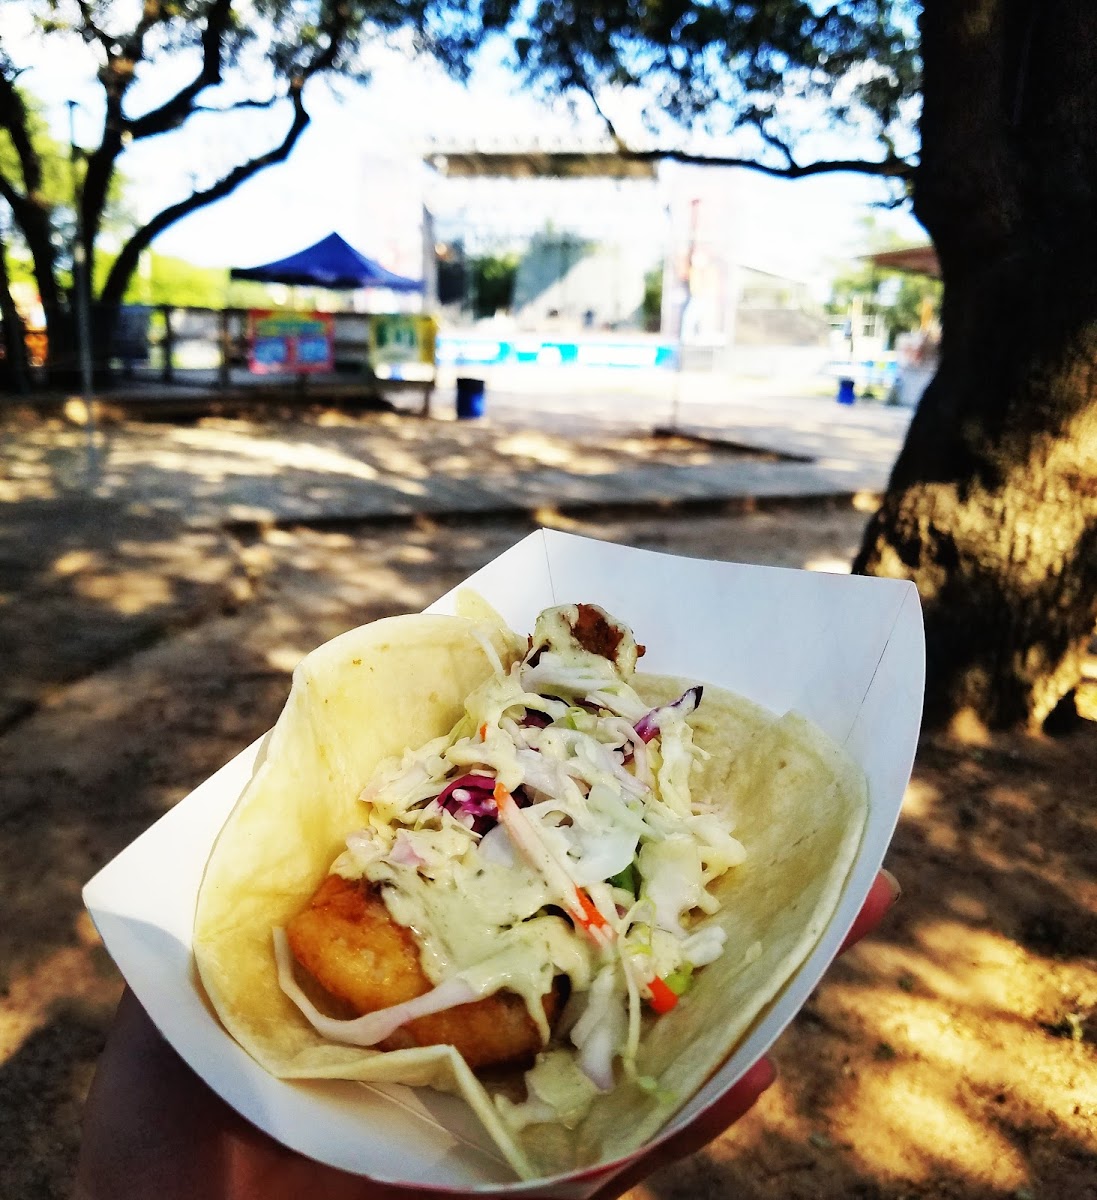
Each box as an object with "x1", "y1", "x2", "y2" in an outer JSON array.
[{"x1": 114, "y1": 306, "x2": 377, "y2": 388}]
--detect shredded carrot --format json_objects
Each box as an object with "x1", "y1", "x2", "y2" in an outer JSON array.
[
  {"x1": 493, "y1": 782, "x2": 614, "y2": 944},
  {"x1": 479, "y1": 723, "x2": 488, "y2": 740},
  {"x1": 647, "y1": 976, "x2": 679, "y2": 1015},
  {"x1": 574, "y1": 887, "x2": 611, "y2": 934}
]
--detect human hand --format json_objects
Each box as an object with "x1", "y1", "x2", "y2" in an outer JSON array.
[{"x1": 75, "y1": 870, "x2": 900, "y2": 1200}]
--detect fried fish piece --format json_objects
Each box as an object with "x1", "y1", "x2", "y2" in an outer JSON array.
[{"x1": 286, "y1": 873, "x2": 561, "y2": 1070}]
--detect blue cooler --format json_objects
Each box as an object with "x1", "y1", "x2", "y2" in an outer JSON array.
[{"x1": 456, "y1": 377, "x2": 486, "y2": 419}]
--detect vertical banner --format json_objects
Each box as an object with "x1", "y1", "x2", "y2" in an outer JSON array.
[{"x1": 248, "y1": 311, "x2": 335, "y2": 374}]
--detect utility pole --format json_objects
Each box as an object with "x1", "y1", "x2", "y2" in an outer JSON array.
[
  {"x1": 67, "y1": 101, "x2": 95, "y2": 394},
  {"x1": 668, "y1": 195, "x2": 700, "y2": 431},
  {"x1": 0, "y1": 206, "x2": 30, "y2": 395},
  {"x1": 66, "y1": 100, "x2": 97, "y2": 473}
]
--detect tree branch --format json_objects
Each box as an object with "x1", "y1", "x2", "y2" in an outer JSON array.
[
  {"x1": 96, "y1": 0, "x2": 351, "y2": 315},
  {"x1": 83, "y1": 0, "x2": 232, "y2": 252},
  {"x1": 0, "y1": 170, "x2": 61, "y2": 315},
  {"x1": 745, "y1": 108, "x2": 797, "y2": 167},
  {"x1": 75, "y1": 0, "x2": 115, "y2": 58},
  {"x1": 127, "y1": 0, "x2": 234, "y2": 140},
  {"x1": 127, "y1": 0, "x2": 345, "y2": 141},
  {"x1": 542, "y1": 41, "x2": 915, "y2": 184},
  {"x1": 129, "y1": 0, "x2": 170, "y2": 56},
  {"x1": 620, "y1": 144, "x2": 915, "y2": 180},
  {"x1": 0, "y1": 173, "x2": 26, "y2": 216},
  {"x1": 98, "y1": 86, "x2": 311, "y2": 311},
  {"x1": 194, "y1": 95, "x2": 280, "y2": 115},
  {"x1": 0, "y1": 69, "x2": 44, "y2": 196},
  {"x1": 0, "y1": 72, "x2": 61, "y2": 315}
]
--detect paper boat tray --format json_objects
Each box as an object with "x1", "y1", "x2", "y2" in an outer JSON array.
[{"x1": 84, "y1": 529, "x2": 924, "y2": 1196}]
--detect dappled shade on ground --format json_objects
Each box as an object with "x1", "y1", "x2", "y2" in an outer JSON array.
[
  {"x1": 638, "y1": 732, "x2": 1096, "y2": 1200},
  {"x1": 0, "y1": 412, "x2": 1093, "y2": 1198}
]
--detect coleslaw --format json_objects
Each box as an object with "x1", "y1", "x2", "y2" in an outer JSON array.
[{"x1": 276, "y1": 603, "x2": 748, "y2": 1130}]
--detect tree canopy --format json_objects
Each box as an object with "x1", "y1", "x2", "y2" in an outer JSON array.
[
  {"x1": 510, "y1": 0, "x2": 920, "y2": 182},
  {"x1": 0, "y1": 0, "x2": 506, "y2": 332},
  {"x1": 0, "y1": 90, "x2": 71, "y2": 212},
  {"x1": 0, "y1": 0, "x2": 921, "y2": 343}
]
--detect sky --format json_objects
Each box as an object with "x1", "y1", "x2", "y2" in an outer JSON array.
[{"x1": 6, "y1": 9, "x2": 926, "y2": 290}]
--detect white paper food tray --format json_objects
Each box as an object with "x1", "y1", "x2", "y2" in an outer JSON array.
[{"x1": 84, "y1": 529, "x2": 924, "y2": 1196}]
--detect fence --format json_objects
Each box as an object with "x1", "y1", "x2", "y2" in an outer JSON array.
[
  {"x1": 102, "y1": 305, "x2": 436, "y2": 413},
  {"x1": 114, "y1": 306, "x2": 380, "y2": 386}
]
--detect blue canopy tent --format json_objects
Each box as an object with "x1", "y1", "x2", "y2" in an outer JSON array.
[
  {"x1": 230, "y1": 232, "x2": 433, "y2": 413},
  {"x1": 230, "y1": 232, "x2": 424, "y2": 292}
]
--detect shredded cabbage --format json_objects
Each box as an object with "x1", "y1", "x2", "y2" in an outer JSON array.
[{"x1": 284, "y1": 602, "x2": 750, "y2": 1131}]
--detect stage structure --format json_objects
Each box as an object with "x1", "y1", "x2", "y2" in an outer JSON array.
[
  {"x1": 423, "y1": 138, "x2": 827, "y2": 373},
  {"x1": 424, "y1": 138, "x2": 679, "y2": 338}
]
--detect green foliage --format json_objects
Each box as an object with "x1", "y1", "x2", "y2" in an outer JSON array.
[
  {"x1": 3, "y1": 250, "x2": 41, "y2": 289},
  {"x1": 470, "y1": 252, "x2": 519, "y2": 317},
  {"x1": 642, "y1": 266, "x2": 662, "y2": 332},
  {"x1": 225, "y1": 277, "x2": 298, "y2": 310},
  {"x1": 115, "y1": 253, "x2": 227, "y2": 308},
  {"x1": 828, "y1": 217, "x2": 940, "y2": 345},
  {"x1": 828, "y1": 263, "x2": 940, "y2": 344},
  {"x1": 89, "y1": 250, "x2": 282, "y2": 308},
  {"x1": 3, "y1": 0, "x2": 922, "y2": 339},
  {"x1": 0, "y1": 87, "x2": 131, "y2": 216},
  {"x1": 0, "y1": 95, "x2": 70, "y2": 206}
]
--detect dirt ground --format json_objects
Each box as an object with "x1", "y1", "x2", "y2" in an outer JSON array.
[{"x1": 1, "y1": 411, "x2": 1094, "y2": 1199}]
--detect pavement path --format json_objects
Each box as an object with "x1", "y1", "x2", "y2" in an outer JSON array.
[
  {"x1": 422, "y1": 374, "x2": 913, "y2": 502},
  {"x1": 1, "y1": 383, "x2": 910, "y2": 725},
  {"x1": 478, "y1": 380, "x2": 913, "y2": 472},
  {"x1": 68, "y1": 382, "x2": 912, "y2": 524}
]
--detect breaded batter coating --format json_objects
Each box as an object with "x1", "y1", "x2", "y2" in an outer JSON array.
[{"x1": 286, "y1": 873, "x2": 560, "y2": 1070}]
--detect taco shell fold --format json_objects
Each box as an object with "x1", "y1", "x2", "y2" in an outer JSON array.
[{"x1": 193, "y1": 611, "x2": 867, "y2": 1181}]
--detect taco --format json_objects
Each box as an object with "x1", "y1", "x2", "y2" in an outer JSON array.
[{"x1": 193, "y1": 599, "x2": 867, "y2": 1181}]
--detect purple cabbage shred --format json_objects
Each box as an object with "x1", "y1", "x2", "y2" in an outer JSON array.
[
  {"x1": 438, "y1": 773, "x2": 498, "y2": 833},
  {"x1": 634, "y1": 685, "x2": 703, "y2": 743}
]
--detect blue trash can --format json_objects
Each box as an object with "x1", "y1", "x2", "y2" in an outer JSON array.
[
  {"x1": 456, "y1": 376, "x2": 486, "y2": 419},
  {"x1": 837, "y1": 377, "x2": 856, "y2": 405}
]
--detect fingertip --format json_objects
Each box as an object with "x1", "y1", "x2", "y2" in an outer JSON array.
[
  {"x1": 742, "y1": 1054, "x2": 777, "y2": 1095},
  {"x1": 839, "y1": 869, "x2": 900, "y2": 953}
]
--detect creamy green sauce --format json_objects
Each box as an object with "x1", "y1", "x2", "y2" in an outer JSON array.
[
  {"x1": 370, "y1": 854, "x2": 591, "y2": 1033},
  {"x1": 310, "y1": 604, "x2": 742, "y2": 1123}
]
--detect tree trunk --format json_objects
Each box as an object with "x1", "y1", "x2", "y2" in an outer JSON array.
[
  {"x1": 0, "y1": 231, "x2": 29, "y2": 393},
  {"x1": 11, "y1": 196, "x2": 82, "y2": 387},
  {"x1": 854, "y1": 0, "x2": 1097, "y2": 731}
]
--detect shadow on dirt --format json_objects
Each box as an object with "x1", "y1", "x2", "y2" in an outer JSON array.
[
  {"x1": 0, "y1": 1000, "x2": 105, "y2": 1200},
  {"x1": 1, "y1": 413, "x2": 1093, "y2": 1199}
]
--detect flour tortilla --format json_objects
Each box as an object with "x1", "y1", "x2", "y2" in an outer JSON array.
[{"x1": 193, "y1": 610, "x2": 867, "y2": 1181}]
